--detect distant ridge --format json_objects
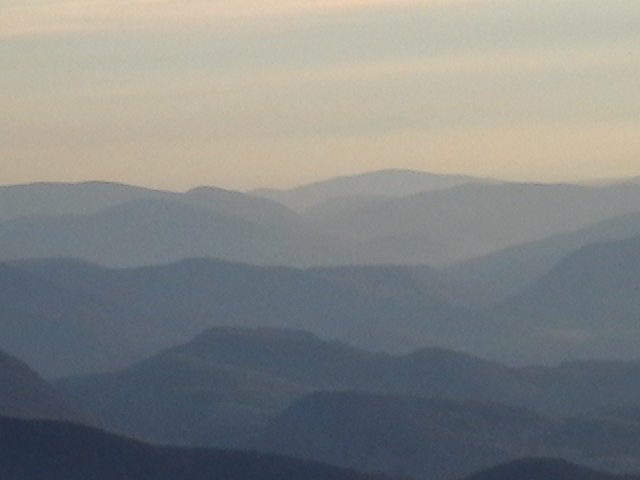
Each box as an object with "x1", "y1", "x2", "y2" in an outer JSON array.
[
  {"x1": 447, "y1": 211, "x2": 640, "y2": 304},
  {"x1": 5, "y1": 178, "x2": 640, "y2": 267},
  {"x1": 8, "y1": 258, "x2": 477, "y2": 376},
  {"x1": 0, "y1": 181, "x2": 163, "y2": 223},
  {"x1": 0, "y1": 261, "x2": 180, "y2": 377},
  {"x1": 496, "y1": 234, "x2": 640, "y2": 362},
  {"x1": 0, "y1": 180, "x2": 298, "y2": 227},
  {"x1": 0, "y1": 199, "x2": 308, "y2": 267},
  {"x1": 308, "y1": 182, "x2": 640, "y2": 265},
  {"x1": 253, "y1": 169, "x2": 483, "y2": 210}
]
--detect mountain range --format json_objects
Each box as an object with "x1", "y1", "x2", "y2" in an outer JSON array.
[
  {"x1": 258, "y1": 391, "x2": 640, "y2": 480},
  {"x1": 4, "y1": 324, "x2": 640, "y2": 480},
  {"x1": 461, "y1": 458, "x2": 640, "y2": 480},
  {"x1": 7, "y1": 220, "x2": 640, "y2": 377},
  {"x1": 4, "y1": 258, "x2": 481, "y2": 377},
  {"x1": 0, "y1": 181, "x2": 298, "y2": 227},
  {"x1": 0, "y1": 261, "x2": 180, "y2": 377},
  {"x1": 306, "y1": 182, "x2": 640, "y2": 265},
  {"x1": 5, "y1": 170, "x2": 640, "y2": 479},
  {"x1": 253, "y1": 169, "x2": 481, "y2": 210},
  {"x1": 4, "y1": 175, "x2": 640, "y2": 268},
  {"x1": 60, "y1": 326, "x2": 519, "y2": 447},
  {"x1": 0, "y1": 416, "x2": 389, "y2": 480},
  {"x1": 447, "y1": 212, "x2": 640, "y2": 304},
  {"x1": 7, "y1": 216, "x2": 640, "y2": 379},
  {"x1": 59, "y1": 326, "x2": 640, "y2": 452},
  {"x1": 5, "y1": 414, "x2": 633, "y2": 480},
  {"x1": 494, "y1": 234, "x2": 640, "y2": 362}
]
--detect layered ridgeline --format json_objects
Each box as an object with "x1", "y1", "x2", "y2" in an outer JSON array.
[
  {"x1": 447, "y1": 212, "x2": 640, "y2": 304},
  {"x1": 9, "y1": 224, "x2": 640, "y2": 379},
  {"x1": 4, "y1": 258, "x2": 480, "y2": 377},
  {"x1": 495, "y1": 234, "x2": 640, "y2": 362},
  {"x1": 0, "y1": 262, "x2": 181, "y2": 377},
  {"x1": 4, "y1": 178, "x2": 640, "y2": 267},
  {"x1": 0, "y1": 416, "x2": 389, "y2": 480},
  {"x1": 461, "y1": 458, "x2": 640, "y2": 480},
  {"x1": 0, "y1": 181, "x2": 299, "y2": 227},
  {"x1": 303, "y1": 182, "x2": 640, "y2": 265},
  {"x1": 0, "y1": 349, "x2": 83, "y2": 423},
  {"x1": 2, "y1": 414, "x2": 634, "y2": 480},
  {"x1": 0, "y1": 181, "x2": 340, "y2": 268},
  {"x1": 252, "y1": 169, "x2": 482, "y2": 211},
  {"x1": 0, "y1": 199, "x2": 335, "y2": 268},
  {"x1": 59, "y1": 327, "x2": 640, "y2": 455},
  {"x1": 57, "y1": 327, "x2": 528, "y2": 447},
  {"x1": 258, "y1": 392, "x2": 640, "y2": 480}
]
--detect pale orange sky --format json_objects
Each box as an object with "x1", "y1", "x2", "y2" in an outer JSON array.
[{"x1": 2, "y1": 0, "x2": 639, "y2": 190}]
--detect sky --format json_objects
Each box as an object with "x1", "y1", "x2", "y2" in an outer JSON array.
[{"x1": 1, "y1": 0, "x2": 639, "y2": 191}]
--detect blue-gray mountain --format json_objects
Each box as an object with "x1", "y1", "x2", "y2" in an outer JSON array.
[
  {"x1": 461, "y1": 458, "x2": 640, "y2": 480},
  {"x1": 3, "y1": 258, "x2": 480, "y2": 377},
  {"x1": 447, "y1": 212, "x2": 640, "y2": 304},
  {"x1": 0, "y1": 349, "x2": 83, "y2": 422},
  {"x1": 306, "y1": 182, "x2": 640, "y2": 265},
  {"x1": 7, "y1": 226, "x2": 640, "y2": 377},
  {"x1": 495, "y1": 234, "x2": 640, "y2": 362},
  {"x1": 58, "y1": 327, "x2": 640, "y2": 458},
  {"x1": 257, "y1": 392, "x2": 640, "y2": 480},
  {"x1": 0, "y1": 262, "x2": 180, "y2": 377},
  {"x1": 57, "y1": 327, "x2": 526, "y2": 447},
  {"x1": 7, "y1": 323, "x2": 640, "y2": 480},
  {"x1": 0, "y1": 199, "x2": 330, "y2": 268},
  {"x1": 0, "y1": 181, "x2": 299, "y2": 227},
  {"x1": 253, "y1": 169, "x2": 482, "y2": 211},
  {"x1": 0, "y1": 416, "x2": 390, "y2": 480},
  {"x1": 4, "y1": 178, "x2": 640, "y2": 267},
  {"x1": 4, "y1": 172, "x2": 640, "y2": 480}
]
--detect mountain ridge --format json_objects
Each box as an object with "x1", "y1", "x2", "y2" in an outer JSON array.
[
  {"x1": 253, "y1": 169, "x2": 482, "y2": 211},
  {"x1": 0, "y1": 349, "x2": 84, "y2": 423},
  {"x1": 0, "y1": 416, "x2": 390, "y2": 480}
]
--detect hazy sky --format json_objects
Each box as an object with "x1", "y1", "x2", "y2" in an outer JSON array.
[{"x1": 2, "y1": 0, "x2": 639, "y2": 190}]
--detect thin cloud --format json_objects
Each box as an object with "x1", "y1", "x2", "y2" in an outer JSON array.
[{"x1": 0, "y1": 0, "x2": 461, "y2": 38}]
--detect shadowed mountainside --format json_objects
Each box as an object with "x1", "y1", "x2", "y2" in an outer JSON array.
[
  {"x1": 0, "y1": 263, "x2": 180, "y2": 377},
  {"x1": 58, "y1": 327, "x2": 522, "y2": 447},
  {"x1": 59, "y1": 326, "x2": 640, "y2": 449},
  {"x1": 258, "y1": 392, "x2": 640, "y2": 480},
  {"x1": 496, "y1": 234, "x2": 640, "y2": 361},
  {"x1": 0, "y1": 416, "x2": 390, "y2": 480},
  {"x1": 0, "y1": 350, "x2": 83, "y2": 422},
  {"x1": 6, "y1": 258, "x2": 483, "y2": 377},
  {"x1": 8, "y1": 233, "x2": 640, "y2": 378},
  {"x1": 461, "y1": 458, "x2": 637, "y2": 480},
  {"x1": 447, "y1": 212, "x2": 640, "y2": 304}
]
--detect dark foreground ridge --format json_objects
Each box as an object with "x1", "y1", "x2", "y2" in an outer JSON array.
[
  {"x1": 0, "y1": 349, "x2": 83, "y2": 422},
  {"x1": 0, "y1": 416, "x2": 391, "y2": 480},
  {"x1": 461, "y1": 458, "x2": 640, "y2": 480}
]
